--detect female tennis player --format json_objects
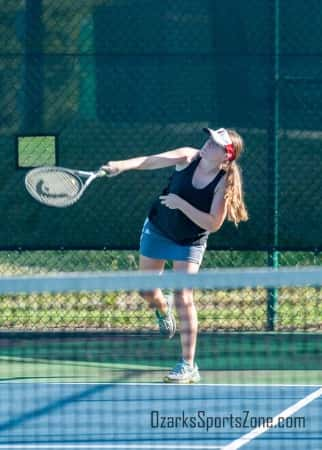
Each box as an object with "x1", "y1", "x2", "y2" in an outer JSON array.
[{"x1": 102, "y1": 128, "x2": 248, "y2": 383}]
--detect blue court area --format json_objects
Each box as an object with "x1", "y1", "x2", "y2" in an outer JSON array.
[{"x1": 0, "y1": 383, "x2": 320, "y2": 450}]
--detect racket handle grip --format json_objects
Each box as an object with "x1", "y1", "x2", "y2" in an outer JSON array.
[
  {"x1": 97, "y1": 168, "x2": 108, "y2": 177},
  {"x1": 99, "y1": 165, "x2": 121, "y2": 177}
]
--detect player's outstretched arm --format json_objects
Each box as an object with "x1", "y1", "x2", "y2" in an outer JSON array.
[{"x1": 102, "y1": 147, "x2": 199, "y2": 176}]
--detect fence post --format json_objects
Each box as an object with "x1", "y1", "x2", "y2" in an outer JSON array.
[{"x1": 267, "y1": 0, "x2": 280, "y2": 331}]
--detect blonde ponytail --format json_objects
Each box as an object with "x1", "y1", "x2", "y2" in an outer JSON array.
[{"x1": 221, "y1": 129, "x2": 249, "y2": 226}]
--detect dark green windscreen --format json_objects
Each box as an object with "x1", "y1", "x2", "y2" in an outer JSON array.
[{"x1": 0, "y1": 0, "x2": 321, "y2": 250}]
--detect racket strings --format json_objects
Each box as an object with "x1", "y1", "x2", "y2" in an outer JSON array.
[{"x1": 26, "y1": 170, "x2": 82, "y2": 207}]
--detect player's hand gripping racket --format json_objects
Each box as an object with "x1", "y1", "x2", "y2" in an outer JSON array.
[{"x1": 25, "y1": 166, "x2": 108, "y2": 207}]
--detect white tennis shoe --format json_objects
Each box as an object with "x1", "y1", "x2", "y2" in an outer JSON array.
[{"x1": 164, "y1": 360, "x2": 201, "y2": 384}]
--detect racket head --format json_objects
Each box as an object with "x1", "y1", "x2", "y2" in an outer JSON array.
[{"x1": 25, "y1": 167, "x2": 83, "y2": 207}]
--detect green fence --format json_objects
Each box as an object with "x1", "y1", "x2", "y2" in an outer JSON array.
[
  {"x1": 0, "y1": 0, "x2": 321, "y2": 251},
  {"x1": 0, "y1": 0, "x2": 321, "y2": 332}
]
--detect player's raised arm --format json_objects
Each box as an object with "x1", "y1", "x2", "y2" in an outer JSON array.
[{"x1": 102, "y1": 147, "x2": 199, "y2": 176}]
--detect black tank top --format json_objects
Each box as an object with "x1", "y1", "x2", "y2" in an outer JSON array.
[{"x1": 148, "y1": 156, "x2": 226, "y2": 245}]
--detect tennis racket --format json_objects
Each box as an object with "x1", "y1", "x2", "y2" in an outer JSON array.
[{"x1": 25, "y1": 166, "x2": 107, "y2": 207}]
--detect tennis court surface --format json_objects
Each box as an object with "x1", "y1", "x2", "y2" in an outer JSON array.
[{"x1": 0, "y1": 268, "x2": 321, "y2": 449}]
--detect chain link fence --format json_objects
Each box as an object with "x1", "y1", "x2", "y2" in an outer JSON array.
[
  {"x1": 0, "y1": 1, "x2": 321, "y2": 332},
  {"x1": 0, "y1": 249, "x2": 321, "y2": 332}
]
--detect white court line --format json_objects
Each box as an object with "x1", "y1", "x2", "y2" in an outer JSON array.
[
  {"x1": 222, "y1": 386, "x2": 322, "y2": 449},
  {"x1": 0, "y1": 445, "x2": 223, "y2": 449}
]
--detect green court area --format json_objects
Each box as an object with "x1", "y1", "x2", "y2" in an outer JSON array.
[{"x1": 0, "y1": 333, "x2": 321, "y2": 384}]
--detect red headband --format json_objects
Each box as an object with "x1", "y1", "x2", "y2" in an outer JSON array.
[{"x1": 225, "y1": 143, "x2": 236, "y2": 162}]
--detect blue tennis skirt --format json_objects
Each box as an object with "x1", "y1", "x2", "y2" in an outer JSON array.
[{"x1": 139, "y1": 218, "x2": 207, "y2": 265}]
